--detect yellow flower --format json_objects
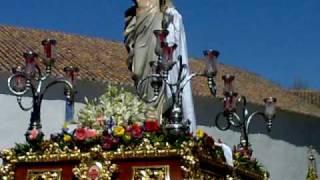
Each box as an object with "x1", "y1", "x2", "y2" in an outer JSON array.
[
  {"x1": 113, "y1": 126, "x2": 125, "y2": 137},
  {"x1": 63, "y1": 134, "x2": 72, "y2": 142},
  {"x1": 196, "y1": 129, "x2": 204, "y2": 138}
]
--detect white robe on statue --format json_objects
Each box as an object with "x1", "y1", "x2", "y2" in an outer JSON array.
[{"x1": 165, "y1": 7, "x2": 197, "y2": 133}]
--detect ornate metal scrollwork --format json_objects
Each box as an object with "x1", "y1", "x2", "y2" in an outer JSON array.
[{"x1": 26, "y1": 169, "x2": 62, "y2": 180}]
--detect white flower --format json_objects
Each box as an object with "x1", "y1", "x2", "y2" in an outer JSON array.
[{"x1": 78, "y1": 85, "x2": 156, "y2": 130}]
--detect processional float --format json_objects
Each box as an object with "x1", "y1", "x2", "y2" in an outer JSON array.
[{"x1": 0, "y1": 30, "x2": 276, "y2": 179}]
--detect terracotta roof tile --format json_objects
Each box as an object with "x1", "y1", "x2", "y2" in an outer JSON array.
[
  {"x1": 0, "y1": 25, "x2": 319, "y2": 117},
  {"x1": 289, "y1": 90, "x2": 320, "y2": 108}
]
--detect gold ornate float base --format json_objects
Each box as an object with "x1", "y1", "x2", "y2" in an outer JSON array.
[{"x1": 0, "y1": 144, "x2": 265, "y2": 180}]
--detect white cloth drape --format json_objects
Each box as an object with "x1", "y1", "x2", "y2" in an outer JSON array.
[
  {"x1": 215, "y1": 142, "x2": 234, "y2": 167},
  {"x1": 165, "y1": 7, "x2": 197, "y2": 133}
]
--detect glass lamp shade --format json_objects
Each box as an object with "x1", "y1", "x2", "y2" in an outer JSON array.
[
  {"x1": 222, "y1": 74, "x2": 235, "y2": 94},
  {"x1": 264, "y1": 97, "x2": 277, "y2": 119},
  {"x1": 23, "y1": 51, "x2": 38, "y2": 79},
  {"x1": 64, "y1": 66, "x2": 79, "y2": 85},
  {"x1": 153, "y1": 30, "x2": 169, "y2": 56},
  {"x1": 162, "y1": 43, "x2": 177, "y2": 62},
  {"x1": 41, "y1": 39, "x2": 57, "y2": 59},
  {"x1": 203, "y1": 49, "x2": 219, "y2": 76},
  {"x1": 223, "y1": 95, "x2": 237, "y2": 112},
  {"x1": 11, "y1": 74, "x2": 27, "y2": 93}
]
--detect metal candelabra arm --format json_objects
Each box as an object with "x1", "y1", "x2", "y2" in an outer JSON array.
[
  {"x1": 39, "y1": 79, "x2": 74, "y2": 103},
  {"x1": 214, "y1": 92, "x2": 275, "y2": 148},
  {"x1": 237, "y1": 96, "x2": 248, "y2": 117},
  {"x1": 178, "y1": 72, "x2": 200, "y2": 92},
  {"x1": 246, "y1": 111, "x2": 272, "y2": 133},
  {"x1": 215, "y1": 111, "x2": 242, "y2": 131},
  {"x1": 136, "y1": 74, "x2": 162, "y2": 103},
  {"x1": 16, "y1": 96, "x2": 33, "y2": 111},
  {"x1": 207, "y1": 76, "x2": 217, "y2": 97},
  {"x1": 7, "y1": 73, "x2": 31, "y2": 96}
]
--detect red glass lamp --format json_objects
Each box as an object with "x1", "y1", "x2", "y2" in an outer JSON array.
[
  {"x1": 23, "y1": 51, "x2": 38, "y2": 79},
  {"x1": 222, "y1": 74, "x2": 235, "y2": 95},
  {"x1": 162, "y1": 43, "x2": 177, "y2": 63},
  {"x1": 64, "y1": 66, "x2": 79, "y2": 85},
  {"x1": 203, "y1": 49, "x2": 219, "y2": 76},
  {"x1": 153, "y1": 30, "x2": 169, "y2": 56},
  {"x1": 41, "y1": 39, "x2": 57, "y2": 66}
]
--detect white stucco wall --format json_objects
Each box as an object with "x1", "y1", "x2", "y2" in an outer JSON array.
[
  {"x1": 0, "y1": 94, "x2": 84, "y2": 149},
  {"x1": 199, "y1": 126, "x2": 320, "y2": 180}
]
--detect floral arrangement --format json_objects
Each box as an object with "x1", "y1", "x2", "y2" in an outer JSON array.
[
  {"x1": 50, "y1": 119, "x2": 193, "y2": 152},
  {"x1": 233, "y1": 145, "x2": 268, "y2": 176},
  {"x1": 195, "y1": 129, "x2": 225, "y2": 161},
  {"x1": 77, "y1": 85, "x2": 157, "y2": 133}
]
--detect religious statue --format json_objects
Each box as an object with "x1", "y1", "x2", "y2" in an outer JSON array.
[{"x1": 124, "y1": 0, "x2": 196, "y2": 133}]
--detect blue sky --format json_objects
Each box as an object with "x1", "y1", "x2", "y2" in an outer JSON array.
[{"x1": 0, "y1": 0, "x2": 319, "y2": 89}]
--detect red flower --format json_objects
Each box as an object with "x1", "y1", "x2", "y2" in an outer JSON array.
[
  {"x1": 131, "y1": 123, "x2": 143, "y2": 138},
  {"x1": 102, "y1": 135, "x2": 114, "y2": 150},
  {"x1": 144, "y1": 120, "x2": 159, "y2": 132},
  {"x1": 74, "y1": 128, "x2": 87, "y2": 141}
]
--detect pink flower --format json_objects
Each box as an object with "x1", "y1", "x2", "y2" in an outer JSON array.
[
  {"x1": 75, "y1": 128, "x2": 87, "y2": 141},
  {"x1": 86, "y1": 128, "x2": 97, "y2": 138},
  {"x1": 28, "y1": 128, "x2": 39, "y2": 140}
]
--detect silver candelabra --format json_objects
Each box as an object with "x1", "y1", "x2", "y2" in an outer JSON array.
[{"x1": 7, "y1": 39, "x2": 78, "y2": 143}]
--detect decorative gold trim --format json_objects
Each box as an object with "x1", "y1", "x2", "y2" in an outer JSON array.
[
  {"x1": 132, "y1": 165, "x2": 170, "y2": 180},
  {"x1": 26, "y1": 169, "x2": 62, "y2": 180},
  {"x1": 179, "y1": 140, "x2": 202, "y2": 179},
  {"x1": 72, "y1": 160, "x2": 117, "y2": 180},
  {"x1": 0, "y1": 140, "x2": 266, "y2": 179}
]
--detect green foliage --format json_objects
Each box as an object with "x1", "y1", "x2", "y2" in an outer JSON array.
[{"x1": 13, "y1": 143, "x2": 31, "y2": 156}]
